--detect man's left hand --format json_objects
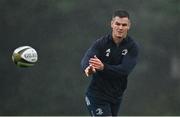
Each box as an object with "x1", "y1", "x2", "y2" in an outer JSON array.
[{"x1": 89, "y1": 55, "x2": 104, "y2": 71}]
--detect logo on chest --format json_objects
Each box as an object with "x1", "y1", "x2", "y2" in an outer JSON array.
[
  {"x1": 105, "y1": 48, "x2": 128, "y2": 57},
  {"x1": 122, "y1": 49, "x2": 128, "y2": 55},
  {"x1": 105, "y1": 48, "x2": 111, "y2": 57}
]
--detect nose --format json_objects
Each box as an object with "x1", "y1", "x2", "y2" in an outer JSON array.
[{"x1": 119, "y1": 24, "x2": 123, "y2": 29}]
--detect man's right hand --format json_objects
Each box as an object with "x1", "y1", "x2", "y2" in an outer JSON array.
[{"x1": 84, "y1": 65, "x2": 96, "y2": 77}]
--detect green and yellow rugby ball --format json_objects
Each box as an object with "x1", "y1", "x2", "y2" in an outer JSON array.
[{"x1": 12, "y1": 46, "x2": 38, "y2": 67}]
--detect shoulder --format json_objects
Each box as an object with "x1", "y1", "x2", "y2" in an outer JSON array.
[
  {"x1": 96, "y1": 34, "x2": 111, "y2": 43},
  {"x1": 126, "y1": 36, "x2": 140, "y2": 56},
  {"x1": 93, "y1": 34, "x2": 111, "y2": 46},
  {"x1": 127, "y1": 36, "x2": 139, "y2": 50}
]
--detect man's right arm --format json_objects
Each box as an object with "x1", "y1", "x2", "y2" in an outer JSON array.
[{"x1": 81, "y1": 39, "x2": 101, "y2": 77}]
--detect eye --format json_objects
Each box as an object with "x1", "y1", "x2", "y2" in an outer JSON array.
[
  {"x1": 114, "y1": 22, "x2": 128, "y2": 27},
  {"x1": 115, "y1": 22, "x2": 120, "y2": 26},
  {"x1": 122, "y1": 23, "x2": 128, "y2": 26}
]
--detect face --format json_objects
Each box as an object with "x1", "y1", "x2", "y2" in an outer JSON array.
[{"x1": 111, "y1": 16, "x2": 131, "y2": 40}]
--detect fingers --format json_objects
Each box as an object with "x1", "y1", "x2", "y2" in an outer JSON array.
[
  {"x1": 89, "y1": 59, "x2": 100, "y2": 65},
  {"x1": 89, "y1": 55, "x2": 101, "y2": 65},
  {"x1": 85, "y1": 71, "x2": 89, "y2": 77},
  {"x1": 94, "y1": 55, "x2": 98, "y2": 58},
  {"x1": 89, "y1": 58, "x2": 101, "y2": 68},
  {"x1": 85, "y1": 66, "x2": 91, "y2": 76},
  {"x1": 89, "y1": 65, "x2": 96, "y2": 72},
  {"x1": 89, "y1": 55, "x2": 104, "y2": 70},
  {"x1": 90, "y1": 58, "x2": 100, "y2": 63},
  {"x1": 89, "y1": 55, "x2": 101, "y2": 63},
  {"x1": 89, "y1": 61, "x2": 101, "y2": 69},
  {"x1": 84, "y1": 65, "x2": 96, "y2": 77}
]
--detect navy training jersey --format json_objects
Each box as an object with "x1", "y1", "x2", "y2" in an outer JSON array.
[{"x1": 81, "y1": 34, "x2": 139, "y2": 103}]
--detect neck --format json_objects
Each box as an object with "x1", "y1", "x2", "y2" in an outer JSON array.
[{"x1": 112, "y1": 35, "x2": 127, "y2": 45}]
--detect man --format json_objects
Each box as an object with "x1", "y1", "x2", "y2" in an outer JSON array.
[{"x1": 81, "y1": 10, "x2": 139, "y2": 116}]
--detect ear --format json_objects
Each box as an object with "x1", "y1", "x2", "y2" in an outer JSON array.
[
  {"x1": 111, "y1": 19, "x2": 114, "y2": 28},
  {"x1": 128, "y1": 20, "x2": 131, "y2": 30}
]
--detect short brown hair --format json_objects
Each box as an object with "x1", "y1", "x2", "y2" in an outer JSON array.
[{"x1": 112, "y1": 10, "x2": 130, "y2": 19}]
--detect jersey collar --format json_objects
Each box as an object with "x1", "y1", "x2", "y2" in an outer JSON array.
[{"x1": 109, "y1": 34, "x2": 129, "y2": 47}]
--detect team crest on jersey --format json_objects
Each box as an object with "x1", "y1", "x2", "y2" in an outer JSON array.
[
  {"x1": 122, "y1": 49, "x2": 128, "y2": 55},
  {"x1": 96, "y1": 108, "x2": 103, "y2": 115},
  {"x1": 105, "y1": 48, "x2": 111, "y2": 57}
]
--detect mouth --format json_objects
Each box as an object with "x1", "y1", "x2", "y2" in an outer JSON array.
[{"x1": 117, "y1": 31, "x2": 123, "y2": 35}]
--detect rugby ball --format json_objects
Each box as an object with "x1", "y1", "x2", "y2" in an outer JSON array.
[{"x1": 12, "y1": 46, "x2": 38, "y2": 67}]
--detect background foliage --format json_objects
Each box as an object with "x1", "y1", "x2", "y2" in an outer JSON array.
[{"x1": 0, "y1": 0, "x2": 180, "y2": 115}]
